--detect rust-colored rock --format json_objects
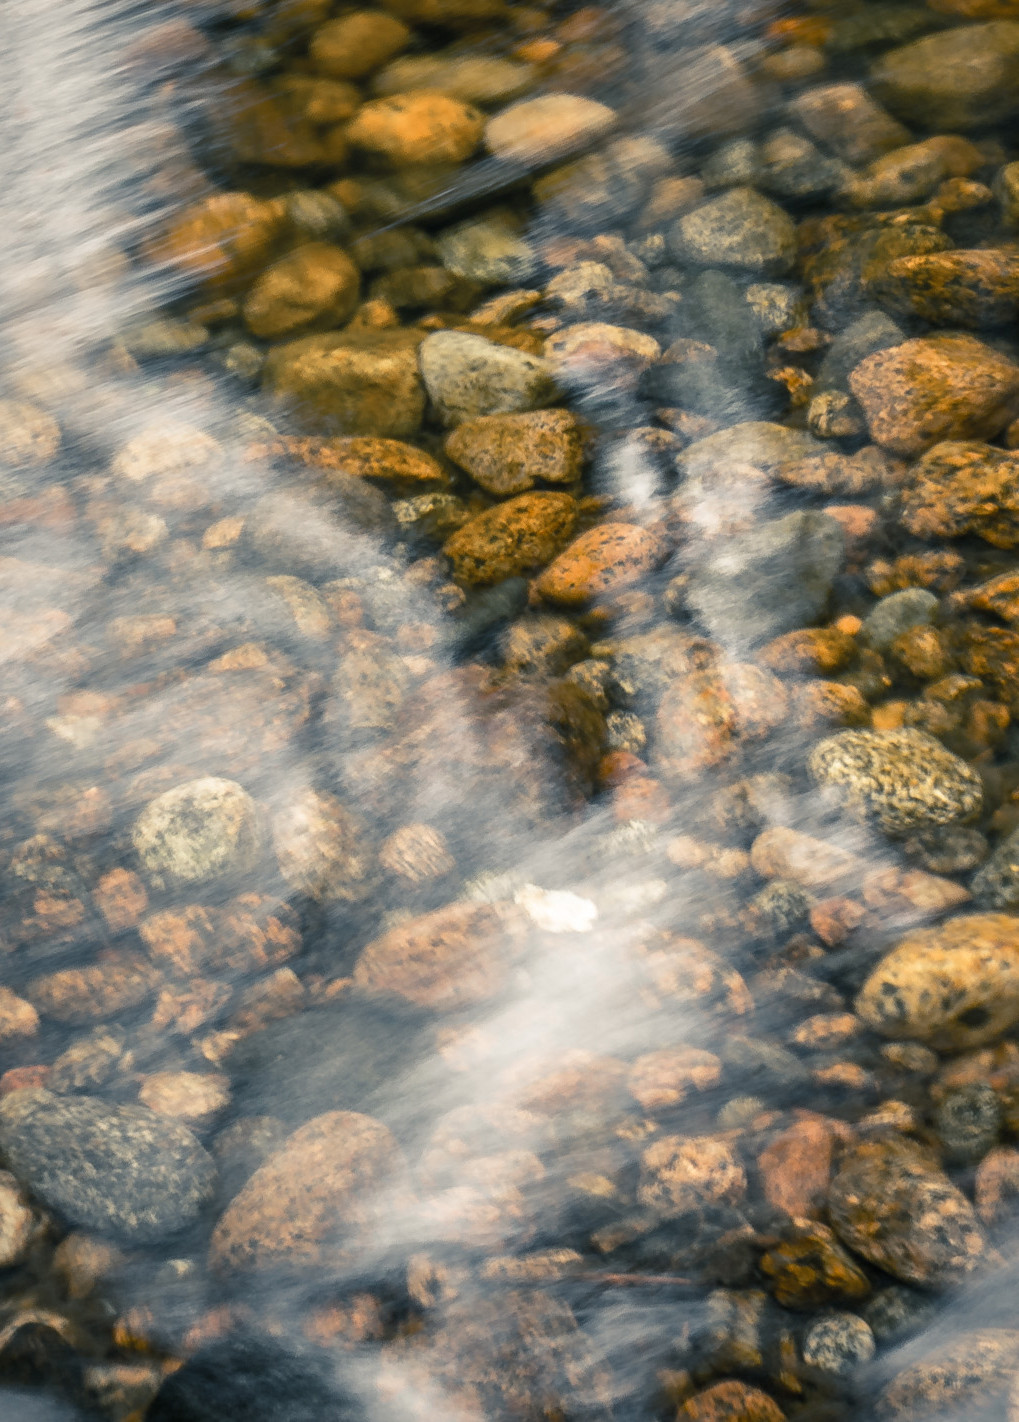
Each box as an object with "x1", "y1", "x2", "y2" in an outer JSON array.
[
  {"x1": 276, "y1": 435, "x2": 446, "y2": 490},
  {"x1": 262, "y1": 329, "x2": 425, "y2": 437},
  {"x1": 535, "y1": 523, "x2": 663, "y2": 605},
  {"x1": 849, "y1": 334, "x2": 1019, "y2": 457},
  {"x1": 210, "y1": 1111, "x2": 406, "y2": 1274},
  {"x1": 760, "y1": 1220, "x2": 870, "y2": 1309},
  {"x1": 443, "y1": 491, "x2": 577, "y2": 586},
  {"x1": 346, "y1": 92, "x2": 483, "y2": 166},
  {"x1": 900, "y1": 441, "x2": 1019, "y2": 547},
  {"x1": 444, "y1": 409, "x2": 582, "y2": 495},
  {"x1": 868, "y1": 250, "x2": 1019, "y2": 329},
  {"x1": 758, "y1": 627, "x2": 855, "y2": 676},
  {"x1": 757, "y1": 1116, "x2": 837, "y2": 1219},
  {"x1": 243, "y1": 243, "x2": 360, "y2": 339},
  {"x1": 654, "y1": 664, "x2": 788, "y2": 781},
  {"x1": 145, "y1": 192, "x2": 285, "y2": 293},
  {"x1": 353, "y1": 901, "x2": 517, "y2": 1011},
  {"x1": 680, "y1": 1382, "x2": 786, "y2": 1422}
]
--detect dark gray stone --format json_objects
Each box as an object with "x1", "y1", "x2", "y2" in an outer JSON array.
[
  {"x1": 0, "y1": 1090, "x2": 215, "y2": 1243},
  {"x1": 972, "y1": 827, "x2": 1019, "y2": 908}
]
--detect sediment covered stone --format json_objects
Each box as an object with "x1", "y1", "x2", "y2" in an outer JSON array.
[{"x1": 828, "y1": 1136, "x2": 987, "y2": 1287}]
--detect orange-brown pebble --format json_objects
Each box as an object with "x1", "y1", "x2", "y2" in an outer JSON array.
[
  {"x1": 823, "y1": 503, "x2": 878, "y2": 553},
  {"x1": 638, "y1": 1134, "x2": 746, "y2": 1216},
  {"x1": 93, "y1": 869, "x2": 149, "y2": 933},
  {"x1": 758, "y1": 627, "x2": 855, "y2": 676},
  {"x1": 302, "y1": 1294, "x2": 385, "y2": 1349},
  {"x1": 379, "y1": 824, "x2": 455, "y2": 883},
  {"x1": 210, "y1": 1111, "x2": 408, "y2": 1275},
  {"x1": 612, "y1": 774, "x2": 671, "y2": 823},
  {"x1": 535, "y1": 523, "x2": 663, "y2": 605},
  {"x1": 308, "y1": 10, "x2": 410, "y2": 78},
  {"x1": 353, "y1": 901, "x2": 518, "y2": 1011},
  {"x1": 443, "y1": 491, "x2": 577, "y2": 587},
  {"x1": 346, "y1": 92, "x2": 483, "y2": 166},
  {"x1": 814, "y1": 1062, "x2": 875, "y2": 1091},
  {"x1": 242, "y1": 243, "x2": 360, "y2": 340},
  {"x1": 796, "y1": 679, "x2": 870, "y2": 729},
  {"x1": 789, "y1": 1013, "x2": 861, "y2": 1052},
  {"x1": 444, "y1": 409, "x2": 582, "y2": 495},
  {"x1": 975, "y1": 1147, "x2": 1019, "y2": 1225},
  {"x1": 654, "y1": 665, "x2": 788, "y2": 781},
  {"x1": 810, "y1": 896, "x2": 866, "y2": 947},
  {"x1": 680, "y1": 1381, "x2": 786, "y2": 1422},
  {"x1": 850, "y1": 335, "x2": 1019, "y2": 457},
  {"x1": 0, "y1": 1066, "x2": 50, "y2": 1096},
  {"x1": 627, "y1": 1047, "x2": 721, "y2": 1111},
  {"x1": 137, "y1": 1072, "x2": 230, "y2": 1126},
  {"x1": 0, "y1": 989, "x2": 39, "y2": 1044},
  {"x1": 750, "y1": 825, "x2": 863, "y2": 892},
  {"x1": 891, "y1": 624, "x2": 952, "y2": 680},
  {"x1": 597, "y1": 750, "x2": 647, "y2": 786},
  {"x1": 145, "y1": 192, "x2": 285, "y2": 292},
  {"x1": 757, "y1": 1116, "x2": 836, "y2": 1218}
]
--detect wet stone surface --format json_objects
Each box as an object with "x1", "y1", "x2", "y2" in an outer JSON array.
[{"x1": 10, "y1": 0, "x2": 1019, "y2": 1419}]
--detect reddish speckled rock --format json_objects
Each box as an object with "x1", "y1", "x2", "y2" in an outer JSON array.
[
  {"x1": 210, "y1": 1111, "x2": 406, "y2": 1273},
  {"x1": 850, "y1": 334, "x2": 1019, "y2": 457},
  {"x1": 443, "y1": 491, "x2": 577, "y2": 586},
  {"x1": 535, "y1": 523, "x2": 663, "y2": 605}
]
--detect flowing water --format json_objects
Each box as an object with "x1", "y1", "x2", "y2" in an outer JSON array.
[{"x1": 3, "y1": 1, "x2": 1019, "y2": 1420}]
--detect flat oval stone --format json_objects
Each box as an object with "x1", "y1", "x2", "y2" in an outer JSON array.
[{"x1": 0, "y1": 1090, "x2": 215, "y2": 1243}]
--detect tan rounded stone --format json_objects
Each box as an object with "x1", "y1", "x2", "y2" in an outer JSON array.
[
  {"x1": 210, "y1": 1110, "x2": 406, "y2": 1274},
  {"x1": 485, "y1": 93, "x2": 616, "y2": 165},
  {"x1": 243, "y1": 243, "x2": 360, "y2": 339},
  {"x1": 0, "y1": 990, "x2": 39, "y2": 1045},
  {"x1": 536, "y1": 523, "x2": 663, "y2": 605},
  {"x1": 856, "y1": 912, "x2": 1019, "y2": 1049},
  {"x1": 353, "y1": 901, "x2": 516, "y2": 1011},
  {"x1": 262, "y1": 329, "x2": 425, "y2": 437},
  {"x1": 138, "y1": 1072, "x2": 230, "y2": 1126},
  {"x1": 309, "y1": 10, "x2": 410, "y2": 79},
  {"x1": 346, "y1": 91, "x2": 483, "y2": 166},
  {"x1": 145, "y1": 192, "x2": 285, "y2": 292}
]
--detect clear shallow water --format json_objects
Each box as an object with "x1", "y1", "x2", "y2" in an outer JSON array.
[{"x1": 2, "y1": 2, "x2": 1019, "y2": 1420}]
